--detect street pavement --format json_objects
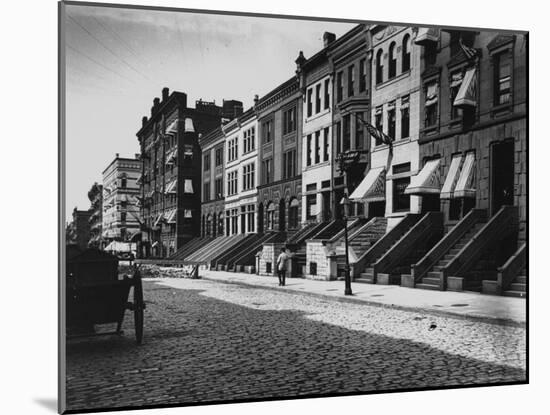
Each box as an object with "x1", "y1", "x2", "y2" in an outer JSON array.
[{"x1": 65, "y1": 275, "x2": 526, "y2": 412}]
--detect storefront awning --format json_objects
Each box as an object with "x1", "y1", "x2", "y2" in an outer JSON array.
[
  {"x1": 405, "y1": 158, "x2": 441, "y2": 195},
  {"x1": 454, "y1": 152, "x2": 476, "y2": 198},
  {"x1": 349, "y1": 167, "x2": 386, "y2": 202},
  {"x1": 454, "y1": 67, "x2": 477, "y2": 108},
  {"x1": 440, "y1": 154, "x2": 462, "y2": 199}
]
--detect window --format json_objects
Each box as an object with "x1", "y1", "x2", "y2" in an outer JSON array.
[
  {"x1": 204, "y1": 153, "x2": 210, "y2": 172},
  {"x1": 343, "y1": 114, "x2": 351, "y2": 151},
  {"x1": 336, "y1": 121, "x2": 342, "y2": 155},
  {"x1": 387, "y1": 102, "x2": 396, "y2": 140},
  {"x1": 243, "y1": 126, "x2": 255, "y2": 154},
  {"x1": 401, "y1": 95, "x2": 410, "y2": 139},
  {"x1": 374, "y1": 107, "x2": 383, "y2": 146},
  {"x1": 307, "y1": 88, "x2": 313, "y2": 117},
  {"x1": 315, "y1": 83, "x2": 321, "y2": 113},
  {"x1": 183, "y1": 144, "x2": 193, "y2": 160},
  {"x1": 450, "y1": 71, "x2": 464, "y2": 120},
  {"x1": 203, "y1": 182, "x2": 211, "y2": 202},
  {"x1": 262, "y1": 120, "x2": 272, "y2": 144},
  {"x1": 402, "y1": 35, "x2": 411, "y2": 72},
  {"x1": 306, "y1": 194, "x2": 317, "y2": 220},
  {"x1": 324, "y1": 78, "x2": 330, "y2": 109},
  {"x1": 120, "y1": 212, "x2": 126, "y2": 223},
  {"x1": 388, "y1": 42, "x2": 397, "y2": 78},
  {"x1": 242, "y1": 162, "x2": 255, "y2": 191},
  {"x1": 393, "y1": 177, "x2": 411, "y2": 212},
  {"x1": 266, "y1": 202, "x2": 275, "y2": 230},
  {"x1": 246, "y1": 204, "x2": 255, "y2": 233},
  {"x1": 262, "y1": 158, "x2": 272, "y2": 184},
  {"x1": 314, "y1": 131, "x2": 321, "y2": 164},
  {"x1": 494, "y1": 51, "x2": 512, "y2": 106},
  {"x1": 227, "y1": 171, "x2": 238, "y2": 196},
  {"x1": 184, "y1": 179, "x2": 194, "y2": 194},
  {"x1": 376, "y1": 49, "x2": 384, "y2": 84},
  {"x1": 283, "y1": 106, "x2": 296, "y2": 135},
  {"x1": 121, "y1": 176, "x2": 127, "y2": 188},
  {"x1": 348, "y1": 64, "x2": 355, "y2": 97},
  {"x1": 359, "y1": 58, "x2": 366, "y2": 92},
  {"x1": 283, "y1": 150, "x2": 296, "y2": 179},
  {"x1": 215, "y1": 148, "x2": 223, "y2": 166},
  {"x1": 337, "y1": 71, "x2": 343, "y2": 103},
  {"x1": 323, "y1": 127, "x2": 330, "y2": 162},
  {"x1": 227, "y1": 138, "x2": 238, "y2": 162},
  {"x1": 288, "y1": 199, "x2": 299, "y2": 229},
  {"x1": 306, "y1": 134, "x2": 312, "y2": 166},
  {"x1": 215, "y1": 177, "x2": 223, "y2": 199},
  {"x1": 355, "y1": 114, "x2": 364, "y2": 149},
  {"x1": 425, "y1": 82, "x2": 438, "y2": 128}
]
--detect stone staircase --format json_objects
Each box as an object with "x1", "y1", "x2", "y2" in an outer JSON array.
[
  {"x1": 355, "y1": 216, "x2": 420, "y2": 284},
  {"x1": 415, "y1": 221, "x2": 487, "y2": 291},
  {"x1": 502, "y1": 266, "x2": 527, "y2": 298}
]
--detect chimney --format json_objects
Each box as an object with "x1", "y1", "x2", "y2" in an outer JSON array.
[
  {"x1": 254, "y1": 94, "x2": 259, "y2": 106},
  {"x1": 142, "y1": 116, "x2": 147, "y2": 127},
  {"x1": 184, "y1": 118, "x2": 195, "y2": 133},
  {"x1": 115, "y1": 153, "x2": 119, "y2": 158},
  {"x1": 295, "y1": 51, "x2": 306, "y2": 71},
  {"x1": 162, "y1": 87, "x2": 169, "y2": 101},
  {"x1": 323, "y1": 32, "x2": 336, "y2": 48}
]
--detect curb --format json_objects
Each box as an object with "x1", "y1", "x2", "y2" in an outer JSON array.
[{"x1": 199, "y1": 275, "x2": 526, "y2": 328}]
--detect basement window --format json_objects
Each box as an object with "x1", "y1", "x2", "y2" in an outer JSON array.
[{"x1": 309, "y1": 262, "x2": 317, "y2": 276}]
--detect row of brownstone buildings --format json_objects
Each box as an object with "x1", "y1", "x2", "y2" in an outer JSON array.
[{"x1": 134, "y1": 24, "x2": 527, "y2": 296}]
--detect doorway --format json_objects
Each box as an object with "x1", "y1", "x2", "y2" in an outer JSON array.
[
  {"x1": 322, "y1": 191, "x2": 331, "y2": 221},
  {"x1": 368, "y1": 201, "x2": 386, "y2": 218},
  {"x1": 491, "y1": 140, "x2": 515, "y2": 215}
]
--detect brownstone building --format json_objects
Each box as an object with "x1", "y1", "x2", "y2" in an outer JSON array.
[
  {"x1": 255, "y1": 77, "x2": 303, "y2": 234},
  {"x1": 137, "y1": 88, "x2": 241, "y2": 258},
  {"x1": 408, "y1": 29, "x2": 527, "y2": 240}
]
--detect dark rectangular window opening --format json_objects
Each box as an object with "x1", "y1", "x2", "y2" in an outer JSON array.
[
  {"x1": 266, "y1": 262, "x2": 272, "y2": 274},
  {"x1": 309, "y1": 262, "x2": 317, "y2": 276},
  {"x1": 393, "y1": 177, "x2": 411, "y2": 212}
]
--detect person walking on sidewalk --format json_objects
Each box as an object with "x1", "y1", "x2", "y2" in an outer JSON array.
[{"x1": 276, "y1": 248, "x2": 289, "y2": 286}]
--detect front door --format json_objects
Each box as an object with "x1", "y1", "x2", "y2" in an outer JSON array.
[{"x1": 491, "y1": 140, "x2": 515, "y2": 215}]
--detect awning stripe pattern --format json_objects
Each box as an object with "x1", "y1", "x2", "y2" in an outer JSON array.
[
  {"x1": 454, "y1": 67, "x2": 477, "y2": 108},
  {"x1": 405, "y1": 158, "x2": 441, "y2": 195},
  {"x1": 349, "y1": 167, "x2": 386, "y2": 202},
  {"x1": 454, "y1": 152, "x2": 476, "y2": 198},
  {"x1": 440, "y1": 154, "x2": 462, "y2": 199}
]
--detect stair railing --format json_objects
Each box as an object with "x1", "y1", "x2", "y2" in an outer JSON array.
[
  {"x1": 351, "y1": 214, "x2": 419, "y2": 277},
  {"x1": 411, "y1": 208, "x2": 487, "y2": 283},
  {"x1": 497, "y1": 242, "x2": 526, "y2": 293},
  {"x1": 443, "y1": 206, "x2": 518, "y2": 284},
  {"x1": 373, "y1": 212, "x2": 444, "y2": 277}
]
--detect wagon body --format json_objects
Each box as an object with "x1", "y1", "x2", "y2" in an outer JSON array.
[{"x1": 66, "y1": 248, "x2": 144, "y2": 344}]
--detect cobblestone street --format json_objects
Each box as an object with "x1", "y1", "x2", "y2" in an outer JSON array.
[{"x1": 66, "y1": 277, "x2": 526, "y2": 412}]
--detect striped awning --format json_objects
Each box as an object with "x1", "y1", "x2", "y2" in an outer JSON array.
[
  {"x1": 405, "y1": 158, "x2": 441, "y2": 195},
  {"x1": 454, "y1": 152, "x2": 476, "y2": 198},
  {"x1": 349, "y1": 167, "x2": 386, "y2": 202},
  {"x1": 454, "y1": 67, "x2": 477, "y2": 108},
  {"x1": 165, "y1": 179, "x2": 177, "y2": 194},
  {"x1": 165, "y1": 148, "x2": 177, "y2": 165},
  {"x1": 154, "y1": 213, "x2": 164, "y2": 227},
  {"x1": 166, "y1": 208, "x2": 177, "y2": 224},
  {"x1": 440, "y1": 154, "x2": 462, "y2": 199}
]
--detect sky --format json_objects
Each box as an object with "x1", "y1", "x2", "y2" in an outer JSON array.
[{"x1": 64, "y1": 4, "x2": 355, "y2": 222}]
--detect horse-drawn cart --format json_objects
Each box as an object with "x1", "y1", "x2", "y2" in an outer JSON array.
[{"x1": 66, "y1": 248, "x2": 145, "y2": 344}]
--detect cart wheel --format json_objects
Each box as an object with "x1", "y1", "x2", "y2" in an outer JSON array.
[{"x1": 133, "y1": 270, "x2": 144, "y2": 345}]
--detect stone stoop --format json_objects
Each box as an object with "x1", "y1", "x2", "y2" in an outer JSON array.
[
  {"x1": 376, "y1": 273, "x2": 401, "y2": 285},
  {"x1": 354, "y1": 267, "x2": 375, "y2": 284},
  {"x1": 503, "y1": 273, "x2": 527, "y2": 298}
]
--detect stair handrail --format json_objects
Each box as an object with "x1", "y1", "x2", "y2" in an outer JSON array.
[
  {"x1": 497, "y1": 242, "x2": 526, "y2": 293},
  {"x1": 324, "y1": 218, "x2": 361, "y2": 244},
  {"x1": 374, "y1": 212, "x2": 444, "y2": 275},
  {"x1": 411, "y1": 208, "x2": 487, "y2": 282},
  {"x1": 444, "y1": 206, "x2": 519, "y2": 280},
  {"x1": 351, "y1": 214, "x2": 418, "y2": 277},
  {"x1": 232, "y1": 232, "x2": 280, "y2": 266}
]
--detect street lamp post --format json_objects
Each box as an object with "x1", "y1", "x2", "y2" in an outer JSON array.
[{"x1": 340, "y1": 193, "x2": 353, "y2": 296}]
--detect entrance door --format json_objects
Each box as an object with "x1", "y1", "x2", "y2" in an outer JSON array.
[
  {"x1": 491, "y1": 140, "x2": 515, "y2": 215},
  {"x1": 368, "y1": 201, "x2": 386, "y2": 218}
]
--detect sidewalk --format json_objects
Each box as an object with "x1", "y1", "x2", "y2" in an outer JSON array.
[{"x1": 196, "y1": 269, "x2": 526, "y2": 325}]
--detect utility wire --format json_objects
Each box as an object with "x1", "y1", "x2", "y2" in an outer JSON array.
[
  {"x1": 67, "y1": 14, "x2": 150, "y2": 81},
  {"x1": 67, "y1": 43, "x2": 135, "y2": 83}
]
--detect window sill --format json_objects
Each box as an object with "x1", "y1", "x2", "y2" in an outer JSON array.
[
  {"x1": 305, "y1": 108, "x2": 331, "y2": 123},
  {"x1": 491, "y1": 102, "x2": 513, "y2": 117},
  {"x1": 375, "y1": 70, "x2": 412, "y2": 90}
]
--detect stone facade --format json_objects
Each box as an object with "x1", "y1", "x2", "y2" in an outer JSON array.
[{"x1": 86, "y1": 182, "x2": 103, "y2": 248}]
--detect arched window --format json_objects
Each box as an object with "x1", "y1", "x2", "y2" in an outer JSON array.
[
  {"x1": 388, "y1": 42, "x2": 397, "y2": 78},
  {"x1": 266, "y1": 202, "x2": 275, "y2": 231},
  {"x1": 402, "y1": 34, "x2": 411, "y2": 72},
  {"x1": 279, "y1": 199, "x2": 286, "y2": 232},
  {"x1": 206, "y1": 214, "x2": 212, "y2": 236},
  {"x1": 288, "y1": 198, "x2": 299, "y2": 229},
  {"x1": 376, "y1": 49, "x2": 384, "y2": 84}
]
